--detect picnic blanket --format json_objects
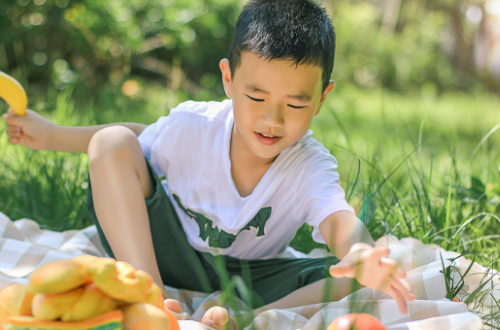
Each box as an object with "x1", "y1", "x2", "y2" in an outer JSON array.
[{"x1": 0, "y1": 211, "x2": 497, "y2": 330}]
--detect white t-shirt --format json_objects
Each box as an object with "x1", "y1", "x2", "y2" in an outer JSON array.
[{"x1": 138, "y1": 99, "x2": 354, "y2": 259}]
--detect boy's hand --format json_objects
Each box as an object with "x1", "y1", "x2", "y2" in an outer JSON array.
[
  {"x1": 164, "y1": 299, "x2": 191, "y2": 320},
  {"x1": 2, "y1": 108, "x2": 55, "y2": 150},
  {"x1": 329, "y1": 243, "x2": 414, "y2": 314},
  {"x1": 165, "y1": 298, "x2": 230, "y2": 330}
]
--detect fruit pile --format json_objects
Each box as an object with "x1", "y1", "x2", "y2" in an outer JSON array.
[{"x1": 0, "y1": 256, "x2": 179, "y2": 330}]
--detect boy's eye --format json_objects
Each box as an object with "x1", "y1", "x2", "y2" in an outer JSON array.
[
  {"x1": 245, "y1": 94, "x2": 305, "y2": 109},
  {"x1": 246, "y1": 95, "x2": 264, "y2": 102},
  {"x1": 288, "y1": 104, "x2": 306, "y2": 109}
]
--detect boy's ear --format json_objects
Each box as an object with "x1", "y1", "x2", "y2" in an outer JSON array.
[
  {"x1": 219, "y1": 59, "x2": 232, "y2": 99},
  {"x1": 314, "y1": 80, "x2": 335, "y2": 116}
]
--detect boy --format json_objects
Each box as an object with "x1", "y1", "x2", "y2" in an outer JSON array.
[{"x1": 3, "y1": 0, "x2": 414, "y2": 328}]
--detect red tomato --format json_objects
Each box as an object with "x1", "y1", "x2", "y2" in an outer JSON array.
[{"x1": 327, "y1": 313, "x2": 387, "y2": 330}]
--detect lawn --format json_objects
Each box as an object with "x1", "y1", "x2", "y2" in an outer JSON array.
[
  {"x1": 1, "y1": 83, "x2": 499, "y2": 326},
  {"x1": 1, "y1": 84, "x2": 499, "y2": 262}
]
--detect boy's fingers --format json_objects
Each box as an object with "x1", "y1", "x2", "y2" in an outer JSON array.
[
  {"x1": 167, "y1": 310, "x2": 191, "y2": 320},
  {"x1": 388, "y1": 284, "x2": 408, "y2": 314},
  {"x1": 6, "y1": 108, "x2": 33, "y2": 115},
  {"x1": 7, "y1": 125, "x2": 23, "y2": 144},
  {"x1": 379, "y1": 257, "x2": 399, "y2": 278},
  {"x1": 328, "y1": 265, "x2": 344, "y2": 277},
  {"x1": 164, "y1": 299, "x2": 183, "y2": 313},
  {"x1": 8, "y1": 125, "x2": 21, "y2": 131},
  {"x1": 202, "y1": 319, "x2": 215, "y2": 328},
  {"x1": 329, "y1": 264, "x2": 354, "y2": 278},
  {"x1": 164, "y1": 299, "x2": 190, "y2": 320},
  {"x1": 390, "y1": 276, "x2": 414, "y2": 301},
  {"x1": 373, "y1": 247, "x2": 391, "y2": 260},
  {"x1": 395, "y1": 266, "x2": 407, "y2": 279},
  {"x1": 202, "y1": 306, "x2": 229, "y2": 326},
  {"x1": 3, "y1": 112, "x2": 25, "y2": 126}
]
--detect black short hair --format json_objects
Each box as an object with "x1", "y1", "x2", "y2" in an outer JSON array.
[{"x1": 229, "y1": 0, "x2": 336, "y2": 92}]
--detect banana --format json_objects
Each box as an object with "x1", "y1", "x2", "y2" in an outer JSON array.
[{"x1": 0, "y1": 71, "x2": 27, "y2": 116}]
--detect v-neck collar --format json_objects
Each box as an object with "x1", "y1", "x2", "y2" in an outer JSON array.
[{"x1": 222, "y1": 109, "x2": 283, "y2": 201}]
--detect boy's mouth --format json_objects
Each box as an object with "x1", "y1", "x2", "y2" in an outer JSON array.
[{"x1": 255, "y1": 132, "x2": 282, "y2": 146}]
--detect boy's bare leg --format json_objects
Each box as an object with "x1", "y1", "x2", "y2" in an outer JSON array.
[
  {"x1": 88, "y1": 126, "x2": 166, "y2": 296},
  {"x1": 87, "y1": 126, "x2": 228, "y2": 329},
  {"x1": 187, "y1": 277, "x2": 362, "y2": 329},
  {"x1": 261, "y1": 277, "x2": 363, "y2": 311},
  {"x1": 230, "y1": 277, "x2": 363, "y2": 327}
]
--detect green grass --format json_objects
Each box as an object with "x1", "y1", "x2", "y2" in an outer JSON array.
[
  {"x1": 1, "y1": 83, "x2": 499, "y2": 263},
  {"x1": 1, "y1": 84, "x2": 499, "y2": 327}
]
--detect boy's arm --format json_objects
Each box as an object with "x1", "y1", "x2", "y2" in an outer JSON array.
[
  {"x1": 318, "y1": 210, "x2": 375, "y2": 259},
  {"x1": 319, "y1": 211, "x2": 414, "y2": 314},
  {"x1": 49, "y1": 122, "x2": 148, "y2": 153},
  {"x1": 3, "y1": 108, "x2": 148, "y2": 153}
]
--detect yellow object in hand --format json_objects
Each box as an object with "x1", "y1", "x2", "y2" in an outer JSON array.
[{"x1": 0, "y1": 71, "x2": 27, "y2": 116}]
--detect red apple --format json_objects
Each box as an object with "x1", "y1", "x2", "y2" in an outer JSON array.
[{"x1": 327, "y1": 313, "x2": 387, "y2": 330}]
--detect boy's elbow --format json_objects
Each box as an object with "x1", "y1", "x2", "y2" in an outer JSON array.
[
  {"x1": 136, "y1": 124, "x2": 148, "y2": 135},
  {"x1": 118, "y1": 123, "x2": 148, "y2": 136}
]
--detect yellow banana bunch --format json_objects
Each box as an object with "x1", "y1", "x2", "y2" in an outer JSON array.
[{"x1": 0, "y1": 71, "x2": 27, "y2": 116}]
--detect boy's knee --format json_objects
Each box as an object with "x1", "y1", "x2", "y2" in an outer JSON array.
[
  {"x1": 88, "y1": 126, "x2": 140, "y2": 165},
  {"x1": 88, "y1": 125, "x2": 154, "y2": 199}
]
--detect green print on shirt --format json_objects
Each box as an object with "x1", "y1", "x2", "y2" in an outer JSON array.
[{"x1": 172, "y1": 194, "x2": 272, "y2": 248}]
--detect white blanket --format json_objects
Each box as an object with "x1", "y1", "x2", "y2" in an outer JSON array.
[{"x1": 0, "y1": 211, "x2": 497, "y2": 330}]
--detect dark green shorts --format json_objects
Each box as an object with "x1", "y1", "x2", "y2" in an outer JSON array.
[{"x1": 86, "y1": 158, "x2": 340, "y2": 307}]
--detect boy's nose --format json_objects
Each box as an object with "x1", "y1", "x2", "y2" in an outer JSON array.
[{"x1": 260, "y1": 105, "x2": 284, "y2": 127}]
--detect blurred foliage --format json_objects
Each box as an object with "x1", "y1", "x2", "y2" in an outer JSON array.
[
  {"x1": 0, "y1": 0, "x2": 499, "y2": 109},
  {"x1": 332, "y1": 1, "x2": 472, "y2": 93},
  {"x1": 0, "y1": 0, "x2": 240, "y2": 104}
]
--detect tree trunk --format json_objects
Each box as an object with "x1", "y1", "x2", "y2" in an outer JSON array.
[
  {"x1": 449, "y1": 3, "x2": 475, "y2": 73},
  {"x1": 382, "y1": 0, "x2": 403, "y2": 34}
]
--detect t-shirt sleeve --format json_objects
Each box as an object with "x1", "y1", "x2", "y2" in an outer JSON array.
[
  {"x1": 137, "y1": 101, "x2": 213, "y2": 179},
  {"x1": 138, "y1": 116, "x2": 169, "y2": 162},
  {"x1": 293, "y1": 156, "x2": 355, "y2": 244},
  {"x1": 138, "y1": 116, "x2": 173, "y2": 177}
]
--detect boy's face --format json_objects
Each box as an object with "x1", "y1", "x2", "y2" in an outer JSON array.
[{"x1": 220, "y1": 52, "x2": 334, "y2": 162}]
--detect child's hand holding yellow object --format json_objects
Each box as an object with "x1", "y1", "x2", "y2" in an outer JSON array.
[
  {"x1": 0, "y1": 71, "x2": 27, "y2": 116},
  {"x1": 2, "y1": 108, "x2": 55, "y2": 150},
  {"x1": 0, "y1": 71, "x2": 56, "y2": 150}
]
